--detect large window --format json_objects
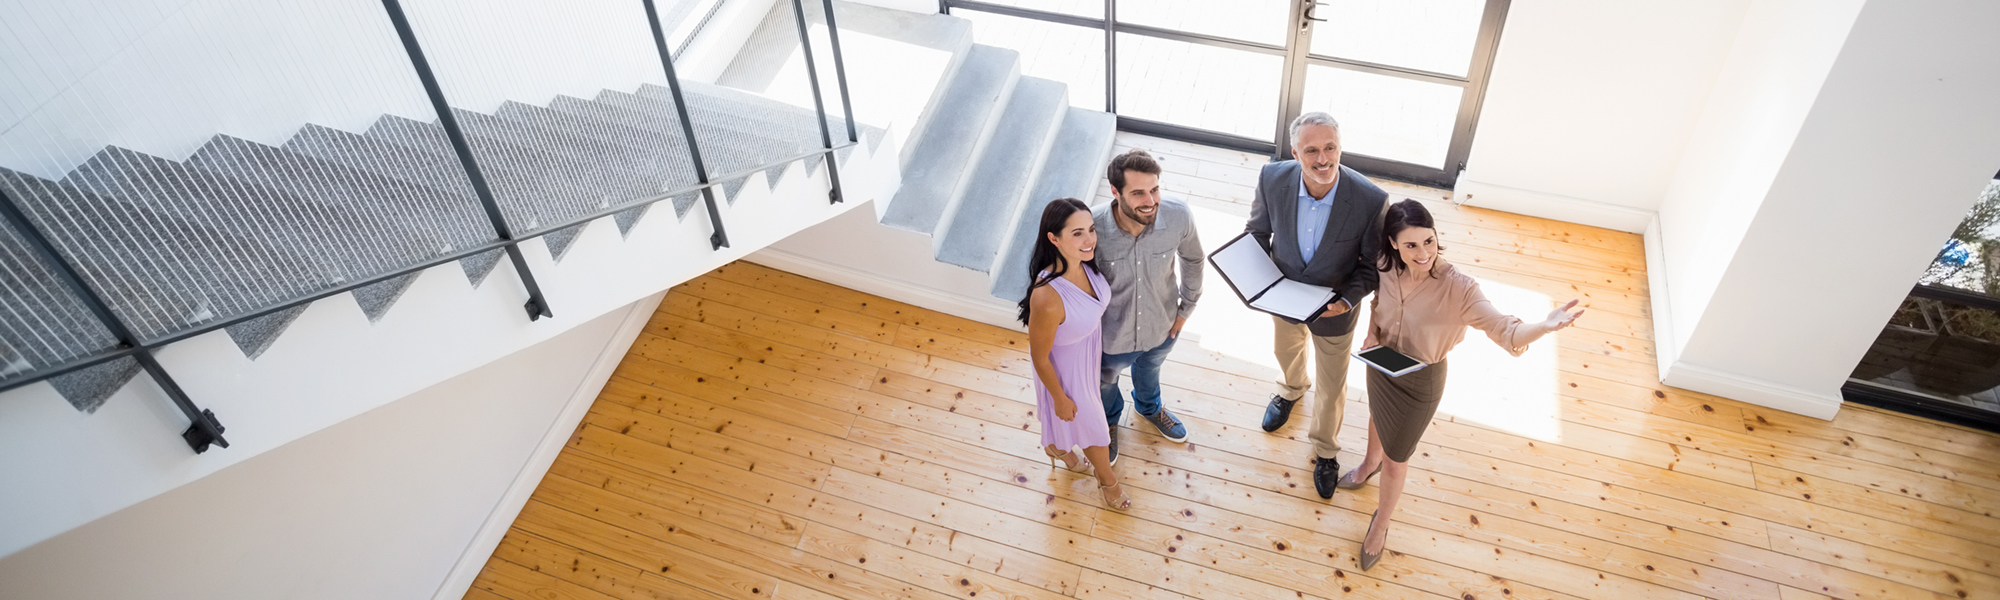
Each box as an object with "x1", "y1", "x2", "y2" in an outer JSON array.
[
  {"x1": 1847, "y1": 177, "x2": 2000, "y2": 432},
  {"x1": 946, "y1": 0, "x2": 1510, "y2": 187}
]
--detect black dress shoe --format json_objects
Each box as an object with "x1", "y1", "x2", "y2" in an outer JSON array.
[
  {"x1": 1313, "y1": 456, "x2": 1341, "y2": 499},
  {"x1": 1261, "y1": 395, "x2": 1298, "y2": 432}
]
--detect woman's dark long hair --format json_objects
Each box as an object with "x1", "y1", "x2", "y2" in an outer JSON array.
[
  {"x1": 1377, "y1": 199, "x2": 1446, "y2": 277},
  {"x1": 1017, "y1": 198, "x2": 1097, "y2": 324}
]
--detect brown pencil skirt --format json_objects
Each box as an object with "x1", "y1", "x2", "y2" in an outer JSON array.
[{"x1": 1365, "y1": 358, "x2": 1448, "y2": 464}]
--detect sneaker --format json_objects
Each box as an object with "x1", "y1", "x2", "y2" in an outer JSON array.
[{"x1": 1142, "y1": 407, "x2": 1189, "y2": 443}]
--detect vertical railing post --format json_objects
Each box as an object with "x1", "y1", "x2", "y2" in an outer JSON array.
[
  {"x1": 380, "y1": 0, "x2": 553, "y2": 319},
  {"x1": 644, "y1": 0, "x2": 731, "y2": 248},
  {"x1": 0, "y1": 188, "x2": 228, "y2": 453},
  {"x1": 789, "y1": 0, "x2": 845, "y2": 204},
  {"x1": 819, "y1": 0, "x2": 858, "y2": 146}
]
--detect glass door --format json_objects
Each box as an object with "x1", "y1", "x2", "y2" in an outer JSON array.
[
  {"x1": 943, "y1": 0, "x2": 1509, "y2": 187},
  {"x1": 1845, "y1": 175, "x2": 2000, "y2": 432}
]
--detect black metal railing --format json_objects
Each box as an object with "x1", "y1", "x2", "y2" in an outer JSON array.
[{"x1": 0, "y1": 0, "x2": 858, "y2": 453}]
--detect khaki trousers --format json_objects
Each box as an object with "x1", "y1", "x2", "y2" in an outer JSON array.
[{"x1": 1272, "y1": 315, "x2": 1352, "y2": 459}]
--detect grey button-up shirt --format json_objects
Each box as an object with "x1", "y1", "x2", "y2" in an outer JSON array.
[{"x1": 1093, "y1": 197, "x2": 1204, "y2": 354}]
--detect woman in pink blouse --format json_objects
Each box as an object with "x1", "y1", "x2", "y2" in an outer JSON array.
[{"x1": 1340, "y1": 199, "x2": 1584, "y2": 571}]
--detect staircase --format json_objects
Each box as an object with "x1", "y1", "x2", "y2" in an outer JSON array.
[
  {"x1": 0, "y1": 78, "x2": 879, "y2": 413},
  {"x1": 742, "y1": 1, "x2": 1121, "y2": 313}
]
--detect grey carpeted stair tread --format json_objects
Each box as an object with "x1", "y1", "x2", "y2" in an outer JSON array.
[
  {"x1": 0, "y1": 209, "x2": 125, "y2": 400},
  {"x1": 226, "y1": 304, "x2": 306, "y2": 360},
  {"x1": 596, "y1": 89, "x2": 792, "y2": 190},
  {"x1": 353, "y1": 272, "x2": 420, "y2": 322},
  {"x1": 672, "y1": 82, "x2": 885, "y2": 149},
  {"x1": 460, "y1": 249, "x2": 504, "y2": 288},
  {"x1": 48, "y1": 357, "x2": 141, "y2": 413},
  {"x1": 883, "y1": 45, "x2": 1020, "y2": 235},
  {"x1": 485, "y1": 103, "x2": 689, "y2": 204},
  {"x1": 540, "y1": 224, "x2": 587, "y2": 262},
  {"x1": 3, "y1": 166, "x2": 238, "y2": 336},
  {"x1": 364, "y1": 115, "x2": 582, "y2": 235},
  {"x1": 192, "y1": 134, "x2": 487, "y2": 260},
  {"x1": 991, "y1": 107, "x2": 1118, "y2": 302},
  {"x1": 937, "y1": 76, "x2": 1067, "y2": 272},
  {"x1": 550, "y1": 93, "x2": 738, "y2": 210},
  {"x1": 284, "y1": 124, "x2": 506, "y2": 290},
  {"x1": 186, "y1": 136, "x2": 470, "y2": 280},
  {"x1": 544, "y1": 95, "x2": 703, "y2": 219},
  {"x1": 612, "y1": 205, "x2": 648, "y2": 237},
  {"x1": 63, "y1": 147, "x2": 336, "y2": 312}
]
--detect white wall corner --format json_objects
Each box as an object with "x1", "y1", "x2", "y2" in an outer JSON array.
[
  {"x1": 1642, "y1": 215, "x2": 1676, "y2": 379},
  {"x1": 747, "y1": 246, "x2": 1023, "y2": 331},
  {"x1": 427, "y1": 291, "x2": 665, "y2": 600},
  {"x1": 1454, "y1": 179, "x2": 1655, "y2": 233},
  {"x1": 1660, "y1": 359, "x2": 1842, "y2": 421}
]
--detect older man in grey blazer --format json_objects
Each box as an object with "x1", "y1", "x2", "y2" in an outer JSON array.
[{"x1": 1246, "y1": 112, "x2": 1387, "y2": 499}]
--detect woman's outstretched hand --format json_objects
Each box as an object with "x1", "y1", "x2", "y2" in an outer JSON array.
[{"x1": 1545, "y1": 299, "x2": 1585, "y2": 331}]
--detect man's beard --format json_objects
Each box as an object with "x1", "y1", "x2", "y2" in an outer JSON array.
[{"x1": 1118, "y1": 197, "x2": 1157, "y2": 226}]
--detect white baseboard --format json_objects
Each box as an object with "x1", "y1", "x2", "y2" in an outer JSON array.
[
  {"x1": 1642, "y1": 216, "x2": 1677, "y2": 378},
  {"x1": 428, "y1": 291, "x2": 665, "y2": 600},
  {"x1": 1455, "y1": 180, "x2": 1655, "y2": 233},
  {"x1": 747, "y1": 247, "x2": 1024, "y2": 331},
  {"x1": 1661, "y1": 359, "x2": 1843, "y2": 420}
]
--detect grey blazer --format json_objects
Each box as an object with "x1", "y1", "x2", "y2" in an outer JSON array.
[{"x1": 1245, "y1": 161, "x2": 1387, "y2": 336}]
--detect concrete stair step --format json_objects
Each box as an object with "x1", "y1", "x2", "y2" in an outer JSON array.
[
  {"x1": 935, "y1": 76, "x2": 1068, "y2": 272},
  {"x1": 716, "y1": 0, "x2": 967, "y2": 168},
  {"x1": 881, "y1": 44, "x2": 1020, "y2": 235},
  {"x1": 990, "y1": 107, "x2": 1119, "y2": 302}
]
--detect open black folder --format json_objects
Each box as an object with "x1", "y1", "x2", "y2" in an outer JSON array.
[{"x1": 1208, "y1": 232, "x2": 1339, "y2": 324}]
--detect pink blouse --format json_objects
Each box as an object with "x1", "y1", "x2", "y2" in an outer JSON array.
[{"x1": 1367, "y1": 258, "x2": 1531, "y2": 364}]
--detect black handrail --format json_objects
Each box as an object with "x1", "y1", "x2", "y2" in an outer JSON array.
[
  {"x1": 791, "y1": 0, "x2": 845, "y2": 204},
  {"x1": 382, "y1": 0, "x2": 553, "y2": 321},
  {"x1": 0, "y1": 187, "x2": 228, "y2": 452},
  {"x1": 0, "y1": 0, "x2": 859, "y2": 452},
  {"x1": 645, "y1": 0, "x2": 731, "y2": 249}
]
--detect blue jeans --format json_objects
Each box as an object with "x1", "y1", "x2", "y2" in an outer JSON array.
[{"x1": 1101, "y1": 335, "x2": 1177, "y2": 426}]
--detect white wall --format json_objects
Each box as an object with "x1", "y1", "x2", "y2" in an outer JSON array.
[
  {"x1": 1653, "y1": 0, "x2": 1864, "y2": 357},
  {"x1": 0, "y1": 293, "x2": 654, "y2": 600},
  {"x1": 1651, "y1": 0, "x2": 2000, "y2": 418},
  {"x1": 1454, "y1": 0, "x2": 1749, "y2": 231}
]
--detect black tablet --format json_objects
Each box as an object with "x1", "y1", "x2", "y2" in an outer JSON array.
[{"x1": 1355, "y1": 345, "x2": 1426, "y2": 377}]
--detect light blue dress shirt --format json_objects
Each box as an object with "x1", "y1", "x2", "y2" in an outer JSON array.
[
  {"x1": 1296, "y1": 172, "x2": 1350, "y2": 310},
  {"x1": 1295, "y1": 173, "x2": 1340, "y2": 264}
]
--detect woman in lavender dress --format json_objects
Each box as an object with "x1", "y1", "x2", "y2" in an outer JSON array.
[{"x1": 1019, "y1": 198, "x2": 1130, "y2": 510}]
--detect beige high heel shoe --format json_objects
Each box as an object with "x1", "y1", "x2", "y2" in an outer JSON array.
[
  {"x1": 1359, "y1": 509, "x2": 1385, "y2": 571},
  {"x1": 1099, "y1": 481, "x2": 1132, "y2": 510},
  {"x1": 1045, "y1": 447, "x2": 1088, "y2": 473}
]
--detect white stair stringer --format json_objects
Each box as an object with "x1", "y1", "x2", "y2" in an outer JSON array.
[{"x1": 0, "y1": 130, "x2": 901, "y2": 560}]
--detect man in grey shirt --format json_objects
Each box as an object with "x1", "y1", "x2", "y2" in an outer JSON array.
[{"x1": 1094, "y1": 150, "x2": 1204, "y2": 464}]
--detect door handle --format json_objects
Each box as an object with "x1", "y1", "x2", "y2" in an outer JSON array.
[{"x1": 1301, "y1": 2, "x2": 1326, "y2": 30}]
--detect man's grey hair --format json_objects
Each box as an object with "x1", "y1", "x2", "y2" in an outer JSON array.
[{"x1": 1288, "y1": 112, "x2": 1340, "y2": 142}]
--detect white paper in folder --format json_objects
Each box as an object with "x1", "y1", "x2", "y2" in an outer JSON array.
[{"x1": 1208, "y1": 233, "x2": 1338, "y2": 323}]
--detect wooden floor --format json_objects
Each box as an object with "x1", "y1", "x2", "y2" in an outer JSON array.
[{"x1": 465, "y1": 135, "x2": 2000, "y2": 600}]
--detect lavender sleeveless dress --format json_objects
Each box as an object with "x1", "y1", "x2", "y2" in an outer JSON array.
[{"x1": 1036, "y1": 267, "x2": 1113, "y2": 453}]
